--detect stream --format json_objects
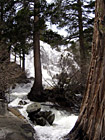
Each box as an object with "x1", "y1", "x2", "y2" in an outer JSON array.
[{"x1": 8, "y1": 83, "x2": 78, "y2": 140}]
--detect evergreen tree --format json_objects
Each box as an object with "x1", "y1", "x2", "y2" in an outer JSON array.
[
  {"x1": 0, "y1": 0, "x2": 16, "y2": 60},
  {"x1": 64, "y1": 0, "x2": 105, "y2": 139},
  {"x1": 50, "y1": 0, "x2": 95, "y2": 87},
  {"x1": 27, "y1": 0, "x2": 62, "y2": 101},
  {"x1": 0, "y1": 0, "x2": 25, "y2": 97},
  {"x1": 28, "y1": 0, "x2": 44, "y2": 101},
  {"x1": 13, "y1": 1, "x2": 32, "y2": 71},
  {"x1": 41, "y1": 29, "x2": 68, "y2": 49}
]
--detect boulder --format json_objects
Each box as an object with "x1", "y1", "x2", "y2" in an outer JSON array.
[
  {"x1": 34, "y1": 111, "x2": 52, "y2": 119},
  {"x1": 26, "y1": 102, "x2": 41, "y2": 113},
  {"x1": 0, "y1": 113, "x2": 36, "y2": 140},
  {"x1": 26, "y1": 102, "x2": 55, "y2": 126},
  {"x1": 28, "y1": 111, "x2": 37, "y2": 123},
  {"x1": 39, "y1": 111, "x2": 55, "y2": 125},
  {"x1": 47, "y1": 114, "x2": 55, "y2": 125},
  {"x1": 35, "y1": 117, "x2": 46, "y2": 126},
  {"x1": 28, "y1": 110, "x2": 55, "y2": 126}
]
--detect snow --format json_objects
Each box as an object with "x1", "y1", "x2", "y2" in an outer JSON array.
[{"x1": 9, "y1": 41, "x2": 78, "y2": 140}]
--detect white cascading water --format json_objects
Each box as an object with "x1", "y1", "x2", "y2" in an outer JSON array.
[
  {"x1": 34, "y1": 104, "x2": 78, "y2": 140},
  {"x1": 8, "y1": 83, "x2": 78, "y2": 140}
]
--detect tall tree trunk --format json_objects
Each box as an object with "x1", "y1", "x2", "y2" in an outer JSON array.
[
  {"x1": 33, "y1": 31, "x2": 42, "y2": 90},
  {"x1": 14, "y1": 52, "x2": 16, "y2": 62},
  {"x1": 21, "y1": 0, "x2": 27, "y2": 72},
  {"x1": 65, "y1": 0, "x2": 105, "y2": 139},
  {"x1": 19, "y1": 51, "x2": 22, "y2": 68},
  {"x1": 28, "y1": 0, "x2": 43, "y2": 101},
  {"x1": 77, "y1": 0, "x2": 87, "y2": 87},
  {"x1": 22, "y1": 48, "x2": 25, "y2": 71}
]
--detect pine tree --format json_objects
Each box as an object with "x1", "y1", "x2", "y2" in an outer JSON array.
[
  {"x1": 28, "y1": 0, "x2": 43, "y2": 101},
  {"x1": 41, "y1": 29, "x2": 68, "y2": 48},
  {"x1": 50, "y1": 0, "x2": 95, "y2": 87},
  {"x1": 0, "y1": 0, "x2": 16, "y2": 61},
  {"x1": 0, "y1": 0, "x2": 25, "y2": 98},
  {"x1": 64, "y1": 0, "x2": 105, "y2": 139},
  {"x1": 27, "y1": 0, "x2": 59, "y2": 101},
  {"x1": 13, "y1": 0, "x2": 32, "y2": 71}
]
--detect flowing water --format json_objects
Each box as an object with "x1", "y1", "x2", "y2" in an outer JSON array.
[
  {"x1": 34, "y1": 105, "x2": 78, "y2": 140},
  {"x1": 8, "y1": 83, "x2": 78, "y2": 140}
]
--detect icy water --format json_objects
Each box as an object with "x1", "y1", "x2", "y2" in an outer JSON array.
[
  {"x1": 34, "y1": 105, "x2": 78, "y2": 140},
  {"x1": 8, "y1": 84, "x2": 78, "y2": 140}
]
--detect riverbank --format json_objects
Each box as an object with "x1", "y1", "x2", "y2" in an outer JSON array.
[{"x1": 0, "y1": 109, "x2": 36, "y2": 140}]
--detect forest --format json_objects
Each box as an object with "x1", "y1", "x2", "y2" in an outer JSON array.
[{"x1": 0, "y1": 0, "x2": 105, "y2": 140}]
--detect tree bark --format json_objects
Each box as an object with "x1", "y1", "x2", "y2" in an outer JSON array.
[
  {"x1": 65, "y1": 0, "x2": 105, "y2": 139},
  {"x1": 28, "y1": 0, "x2": 43, "y2": 101},
  {"x1": 14, "y1": 52, "x2": 16, "y2": 62}
]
